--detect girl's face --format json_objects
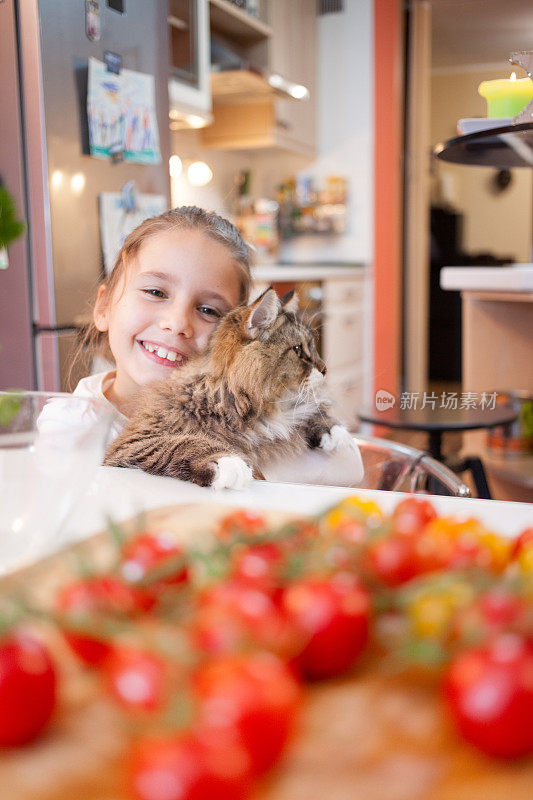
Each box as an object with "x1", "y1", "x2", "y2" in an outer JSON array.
[{"x1": 94, "y1": 228, "x2": 242, "y2": 410}]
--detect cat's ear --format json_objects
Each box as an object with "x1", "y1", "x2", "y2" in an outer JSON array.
[
  {"x1": 246, "y1": 288, "x2": 281, "y2": 338},
  {"x1": 280, "y1": 289, "x2": 299, "y2": 314}
]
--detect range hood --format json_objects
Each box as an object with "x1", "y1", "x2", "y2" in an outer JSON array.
[{"x1": 210, "y1": 37, "x2": 309, "y2": 104}]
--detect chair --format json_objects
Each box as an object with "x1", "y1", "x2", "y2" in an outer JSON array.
[{"x1": 354, "y1": 434, "x2": 471, "y2": 497}]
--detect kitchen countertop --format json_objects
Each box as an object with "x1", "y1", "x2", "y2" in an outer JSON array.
[
  {"x1": 440, "y1": 265, "x2": 533, "y2": 292},
  {"x1": 251, "y1": 264, "x2": 366, "y2": 281}
]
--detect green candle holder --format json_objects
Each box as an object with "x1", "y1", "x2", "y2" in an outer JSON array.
[{"x1": 509, "y1": 50, "x2": 533, "y2": 124}]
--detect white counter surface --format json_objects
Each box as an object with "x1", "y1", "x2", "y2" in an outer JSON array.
[
  {"x1": 252, "y1": 264, "x2": 365, "y2": 282},
  {"x1": 440, "y1": 265, "x2": 533, "y2": 292},
  {"x1": 54, "y1": 467, "x2": 533, "y2": 552}
]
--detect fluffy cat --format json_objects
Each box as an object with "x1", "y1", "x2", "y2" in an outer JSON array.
[{"x1": 104, "y1": 288, "x2": 361, "y2": 490}]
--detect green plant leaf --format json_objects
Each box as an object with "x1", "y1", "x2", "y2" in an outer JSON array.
[
  {"x1": 0, "y1": 391, "x2": 22, "y2": 426},
  {"x1": 0, "y1": 187, "x2": 26, "y2": 248}
]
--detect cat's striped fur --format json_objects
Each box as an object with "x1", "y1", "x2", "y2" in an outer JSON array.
[{"x1": 104, "y1": 288, "x2": 347, "y2": 489}]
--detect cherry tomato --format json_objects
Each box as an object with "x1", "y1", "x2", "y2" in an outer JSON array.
[
  {"x1": 193, "y1": 580, "x2": 295, "y2": 658},
  {"x1": 104, "y1": 647, "x2": 168, "y2": 714},
  {"x1": 217, "y1": 510, "x2": 267, "y2": 540},
  {"x1": 56, "y1": 575, "x2": 149, "y2": 666},
  {"x1": 365, "y1": 535, "x2": 419, "y2": 586},
  {"x1": 443, "y1": 634, "x2": 533, "y2": 758},
  {"x1": 230, "y1": 543, "x2": 284, "y2": 593},
  {"x1": 0, "y1": 631, "x2": 57, "y2": 746},
  {"x1": 512, "y1": 527, "x2": 533, "y2": 558},
  {"x1": 128, "y1": 733, "x2": 251, "y2": 800},
  {"x1": 414, "y1": 518, "x2": 510, "y2": 576},
  {"x1": 120, "y1": 531, "x2": 189, "y2": 601},
  {"x1": 392, "y1": 497, "x2": 437, "y2": 537},
  {"x1": 193, "y1": 651, "x2": 301, "y2": 777},
  {"x1": 282, "y1": 573, "x2": 370, "y2": 680},
  {"x1": 452, "y1": 587, "x2": 528, "y2": 648},
  {"x1": 512, "y1": 528, "x2": 533, "y2": 574}
]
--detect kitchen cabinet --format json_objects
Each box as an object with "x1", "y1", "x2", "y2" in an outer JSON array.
[
  {"x1": 252, "y1": 268, "x2": 365, "y2": 428},
  {"x1": 461, "y1": 290, "x2": 533, "y2": 503},
  {"x1": 168, "y1": 0, "x2": 212, "y2": 125},
  {"x1": 201, "y1": 0, "x2": 317, "y2": 155},
  {"x1": 267, "y1": 0, "x2": 317, "y2": 155}
]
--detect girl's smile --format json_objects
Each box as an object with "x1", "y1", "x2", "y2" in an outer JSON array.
[{"x1": 137, "y1": 339, "x2": 187, "y2": 366}]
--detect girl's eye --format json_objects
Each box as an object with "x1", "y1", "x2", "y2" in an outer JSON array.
[
  {"x1": 198, "y1": 305, "x2": 222, "y2": 319},
  {"x1": 142, "y1": 288, "x2": 166, "y2": 299},
  {"x1": 293, "y1": 344, "x2": 303, "y2": 356}
]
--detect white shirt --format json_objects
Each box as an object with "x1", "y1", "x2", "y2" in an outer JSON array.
[{"x1": 37, "y1": 371, "x2": 127, "y2": 442}]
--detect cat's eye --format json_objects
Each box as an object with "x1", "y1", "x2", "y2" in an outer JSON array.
[{"x1": 293, "y1": 344, "x2": 303, "y2": 356}]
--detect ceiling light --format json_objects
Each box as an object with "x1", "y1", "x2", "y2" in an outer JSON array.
[
  {"x1": 70, "y1": 173, "x2": 86, "y2": 194},
  {"x1": 169, "y1": 155, "x2": 183, "y2": 178},
  {"x1": 289, "y1": 84, "x2": 309, "y2": 100},
  {"x1": 268, "y1": 73, "x2": 283, "y2": 88},
  {"x1": 187, "y1": 161, "x2": 213, "y2": 187},
  {"x1": 185, "y1": 114, "x2": 209, "y2": 129},
  {"x1": 50, "y1": 170, "x2": 63, "y2": 190}
]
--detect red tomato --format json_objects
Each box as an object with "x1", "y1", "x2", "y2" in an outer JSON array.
[
  {"x1": 120, "y1": 531, "x2": 188, "y2": 596},
  {"x1": 230, "y1": 543, "x2": 284, "y2": 593},
  {"x1": 478, "y1": 589, "x2": 525, "y2": 629},
  {"x1": 365, "y1": 535, "x2": 419, "y2": 587},
  {"x1": 56, "y1": 575, "x2": 149, "y2": 666},
  {"x1": 217, "y1": 510, "x2": 267, "y2": 540},
  {"x1": 128, "y1": 733, "x2": 251, "y2": 800},
  {"x1": 282, "y1": 573, "x2": 370, "y2": 680},
  {"x1": 392, "y1": 497, "x2": 437, "y2": 537},
  {"x1": 193, "y1": 652, "x2": 301, "y2": 777},
  {"x1": 104, "y1": 647, "x2": 167, "y2": 713},
  {"x1": 443, "y1": 634, "x2": 533, "y2": 758},
  {"x1": 193, "y1": 581, "x2": 295, "y2": 658},
  {"x1": 512, "y1": 527, "x2": 533, "y2": 558},
  {"x1": 0, "y1": 631, "x2": 57, "y2": 746}
]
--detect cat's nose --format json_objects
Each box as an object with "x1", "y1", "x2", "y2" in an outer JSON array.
[{"x1": 318, "y1": 360, "x2": 327, "y2": 376}]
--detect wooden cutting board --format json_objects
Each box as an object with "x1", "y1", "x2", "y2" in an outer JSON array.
[{"x1": 0, "y1": 503, "x2": 531, "y2": 800}]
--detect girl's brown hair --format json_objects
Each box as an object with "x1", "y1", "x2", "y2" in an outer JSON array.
[{"x1": 70, "y1": 206, "x2": 252, "y2": 388}]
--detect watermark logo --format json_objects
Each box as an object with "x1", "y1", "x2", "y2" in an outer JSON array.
[
  {"x1": 373, "y1": 391, "x2": 498, "y2": 412},
  {"x1": 375, "y1": 389, "x2": 396, "y2": 411}
]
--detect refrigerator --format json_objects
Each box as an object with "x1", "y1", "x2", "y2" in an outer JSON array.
[{"x1": 0, "y1": 0, "x2": 170, "y2": 391}]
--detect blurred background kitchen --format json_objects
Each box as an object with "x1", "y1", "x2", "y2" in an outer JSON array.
[{"x1": 1, "y1": 0, "x2": 532, "y2": 502}]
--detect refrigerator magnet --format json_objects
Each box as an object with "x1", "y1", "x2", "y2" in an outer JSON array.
[
  {"x1": 85, "y1": 0, "x2": 101, "y2": 42},
  {"x1": 104, "y1": 51, "x2": 122, "y2": 75}
]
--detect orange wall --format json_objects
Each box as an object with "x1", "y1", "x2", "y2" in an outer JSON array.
[{"x1": 373, "y1": 0, "x2": 403, "y2": 399}]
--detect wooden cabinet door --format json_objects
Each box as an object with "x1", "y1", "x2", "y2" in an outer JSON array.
[{"x1": 269, "y1": 0, "x2": 317, "y2": 155}]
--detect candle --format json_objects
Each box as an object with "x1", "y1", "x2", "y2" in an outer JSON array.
[{"x1": 478, "y1": 72, "x2": 533, "y2": 118}]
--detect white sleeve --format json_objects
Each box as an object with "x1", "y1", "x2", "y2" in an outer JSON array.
[{"x1": 261, "y1": 442, "x2": 365, "y2": 487}]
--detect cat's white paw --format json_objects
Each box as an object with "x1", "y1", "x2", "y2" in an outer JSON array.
[
  {"x1": 320, "y1": 424, "x2": 357, "y2": 453},
  {"x1": 212, "y1": 456, "x2": 253, "y2": 490}
]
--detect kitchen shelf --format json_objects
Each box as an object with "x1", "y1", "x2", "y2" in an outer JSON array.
[
  {"x1": 211, "y1": 69, "x2": 276, "y2": 103},
  {"x1": 209, "y1": 0, "x2": 272, "y2": 44},
  {"x1": 434, "y1": 122, "x2": 533, "y2": 168}
]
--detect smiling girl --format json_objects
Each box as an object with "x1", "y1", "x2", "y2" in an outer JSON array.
[{"x1": 60, "y1": 206, "x2": 251, "y2": 435}]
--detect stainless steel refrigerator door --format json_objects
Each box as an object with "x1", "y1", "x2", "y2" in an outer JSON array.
[{"x1": 18, "y1": 0, "x2": 171, "y2": 389}]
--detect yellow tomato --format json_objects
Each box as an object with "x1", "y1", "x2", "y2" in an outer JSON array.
[
  {"x1": 517, "y1": 543, "x2": 533, "y2": 575},
  {"x1": 338, "y1": 496, "x2": 383, "y2": 519}
]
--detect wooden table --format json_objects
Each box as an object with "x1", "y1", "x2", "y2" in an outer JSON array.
[{"x1": 0, "y1": 501, "x2": 531, "y2": 800}]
